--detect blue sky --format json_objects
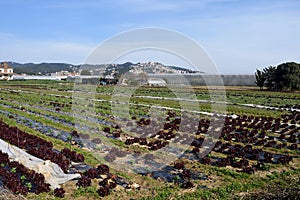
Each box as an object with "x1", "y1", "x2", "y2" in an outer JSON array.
[{"x1": 0, "y1": 0, "x2": 299, "y2": 74}]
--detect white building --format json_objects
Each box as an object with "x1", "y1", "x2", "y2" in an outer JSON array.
[
  {"x1": 147, "y1": 78, "x2": 167, "y2": 86},
  {"x1": 0, "y1": 62, "x2": 13, "y2": 80}
]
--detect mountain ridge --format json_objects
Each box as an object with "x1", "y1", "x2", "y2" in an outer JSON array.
[{"x1": 4, "y1": 61, "x2": 199, "y2": 76}]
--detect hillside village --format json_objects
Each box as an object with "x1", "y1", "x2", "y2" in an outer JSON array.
[
  {"x1": 0, "y1": 61, "x2": 256, "y2": 86},
  {"x1": 2, "y1": 61, "x2": 197, "y2": 80}
]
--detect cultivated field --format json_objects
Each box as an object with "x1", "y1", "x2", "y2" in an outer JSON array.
[{"x1": 0, "y1": 80, "x2": 299, "y2": 199}]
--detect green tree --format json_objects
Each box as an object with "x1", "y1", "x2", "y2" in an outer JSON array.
[
  {"x1": 255, "y1": 69, "x2": 266, "y2": 90},
  {"x1": 257, "y1": 62, "x2": 300, "y2": 91},
  {"x1": 275, "y1": 62, "x2": 300, "y2": 91},
  {"x1": 80, "y1": 70, "x2": 91, "y2": 75},
  {"x1": 263, "y1": 66, "x2": 276, "y2": 91}
]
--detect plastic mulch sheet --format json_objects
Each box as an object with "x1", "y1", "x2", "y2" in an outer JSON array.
[{"x1": 0, "y1": 139, "x2": 81, "y2": 189}]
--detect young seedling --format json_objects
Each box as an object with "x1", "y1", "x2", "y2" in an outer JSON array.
[
  {"x1": 67, "y1": 135, "x2": 72, "y2": 149},
  {"x1": 173, "y1": 175, "x2": 180, "y2": 185},
  {"x1": 25, "y1": 182, "x2": 32, "y2": 190},
  {"x1": 20, "y1": 175, "x2": 26, "y2": 181},
  {"x1": 10, "y1": 167, "x2": 17, "y2": 173}
]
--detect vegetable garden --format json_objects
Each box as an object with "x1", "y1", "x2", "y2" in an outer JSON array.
[{"x1": 0, "y1": 80, "x2": 299, "y2": 199}]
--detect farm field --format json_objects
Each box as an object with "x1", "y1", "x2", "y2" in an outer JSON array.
[{"x1": 0, "y1": 80, "x2": 299, "y2": 200}]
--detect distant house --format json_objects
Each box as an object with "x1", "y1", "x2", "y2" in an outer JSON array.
[
  {"x1": 147, "y1": 78, "x2": 166, "y2": 86},
  {"x1": 99, "y1": 78, "x2": 118, "y2": 85},
  {"x1": 0, "y1": 62, "x2": 13, "y2": 80}
]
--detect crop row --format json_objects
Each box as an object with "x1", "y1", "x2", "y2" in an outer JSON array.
[{"x1": 0, "y1": 119, "x2": 84, "y2": 172}]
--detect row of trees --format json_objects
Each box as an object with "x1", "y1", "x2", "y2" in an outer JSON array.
[{"x1": 255, "y1": 62, "x2": 300, "y2": 91}]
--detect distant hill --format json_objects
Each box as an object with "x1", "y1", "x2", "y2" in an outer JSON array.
[
  {"x1": 5, "y1": 61, "x2": 199, "y2": 76},
  {"x1": 100, "y1": 62, "x2": 199, "y2": 78},
  {"x1": 7, "y1": 62, "x2": 79, "y2": 75}
]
